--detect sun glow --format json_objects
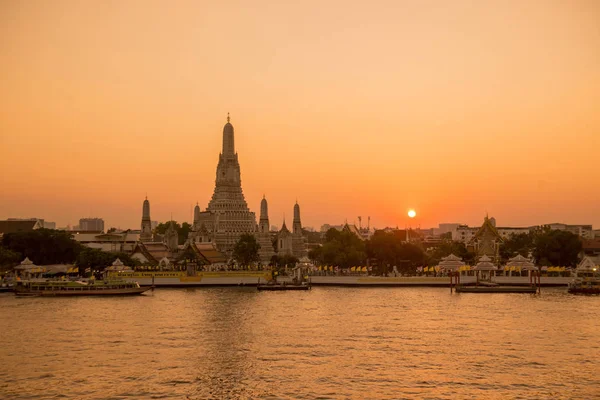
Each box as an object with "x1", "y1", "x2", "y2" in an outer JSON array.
[{"x1": 408, "y1": 209, "x2": 416, "y2": 218}]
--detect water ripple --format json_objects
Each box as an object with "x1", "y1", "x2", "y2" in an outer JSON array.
[{"x1": 1, "y1": 288, "x2": 599, "y2": 399}]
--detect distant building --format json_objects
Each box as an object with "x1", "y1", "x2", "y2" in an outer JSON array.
[
  {"x1": 79, "y1": 218, "x2": 105, "y2": 232},
  {"x1": 433, "y1": 223, "x2": 460, "y2": 236},
  {"x1": 0, "y1": 219, "x2": 43, "y2": 237},
  {"x1": 454, "y1": 223, "x2": 531, "y2": 243},
  {"x1": 581, "y1": 239, "x2": 600, "y2": 265},
  {"x1": 545, "y1": 223, "x2": 594, "y2": 239},
  {"x1": 72, "y1": 231, "x2": 139, "y2": 253},
  {"x1": 6, "y1": 218, "x2": 55, "y2": 230}
]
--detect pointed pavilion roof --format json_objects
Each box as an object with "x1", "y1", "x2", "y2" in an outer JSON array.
[
  {"x1": 14, "y1": 257, "x2": 37, "y2": 270},
  {"x1": 506, "y1": 254, "x2": 536, "y2": 270},
  {"x1": 473, "y1": 255, "x2": 497, "y2": 270},
  {"x1": 439, "y1": 254, "x2": 464, "y2": 270},
  {"x1": 112, "y1": 258, "x2": 124, "y2": 267},
  {"x1": 577, "y1": 256, "x2": 597, "y2": 271}
]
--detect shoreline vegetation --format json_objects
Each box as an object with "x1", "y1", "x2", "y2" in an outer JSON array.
[{"x1": 0, "y1": 227, "x2": 585, "y2": 281}]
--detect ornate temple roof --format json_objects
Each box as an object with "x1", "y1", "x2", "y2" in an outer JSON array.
[
  {"x1": 132, "y1": 242, "x2": 171, "y2": 265},
  {"x1": 469, "y1": 216, "x2": 503, "y2": 244},
  {"x1": 279, "y1": 221, "x2": 291, "y2": 234}
]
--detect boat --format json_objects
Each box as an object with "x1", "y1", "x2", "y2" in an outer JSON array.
[
  {"x1": 13, "y1": 279, "x2": 150, "y2": 297},
  {"x1": 455, "y1": 284, "x2": 538, "y2": 294},
  {"x1": 257, "y1": 266, "x2": 311, "y2": 291},
  {"x1": 0, "y1": 285, "x2": 13, "y2": 293},
  {"x1": 568, "y1": 257, "x2": 600, "y2": 295},
  {"x1": 568, "y1": 278, "x2": 600, "y2": 295},
  {"x1": 257, "y1": 281, "x2": 311, "y2": 291}
]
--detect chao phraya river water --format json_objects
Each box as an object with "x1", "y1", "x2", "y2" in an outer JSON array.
[{"x1": 1, "y1": 288, "x2": 599, "y2": 399}]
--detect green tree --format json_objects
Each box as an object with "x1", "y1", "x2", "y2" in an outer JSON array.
[
  {"x1": 232, "y1": 234, "x2": 261, "y2": 267},
  {"x1": 499, "y1": 232, "x2": 535, "y2": 263},
  {"x1": 303, "y1": 229, "x2": 324, "y2": 244},
  {"x1": 0, "y1": 245, "x2": 21, "y2": 270},
  {"x1": 1, "y1": 229, "x2": 82, "y2": 265},
  {"x1": 180, "y1": 222, "x2": 192, "y2": 244},
  {"x1": 366, "y1": 231, "x2": 428, "y2": 274},
  {"x1": 308, "y1": 246, "x2": 322, "y2": 264},
  {"x1": 317, "y1": 228, "x2": 367, "y2": 268},
  {"x1": 76, "y1": 248, "x2": 140, "y2": 276},
  {"x1": 533, "y1": 229, "x2": 582, "y2": 267},
  {"x1": 155, "y1": 221, "x2": 193, "y2": 245},
  {"x1": 426, "y1": 241, "x2": 473, "y2": 266}
]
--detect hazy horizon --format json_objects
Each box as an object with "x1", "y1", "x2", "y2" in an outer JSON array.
[{"x1": 1, "y1": 0, "x2": 599, "y2": 230}]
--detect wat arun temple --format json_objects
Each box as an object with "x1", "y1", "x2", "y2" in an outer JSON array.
[{"x1": 137, "y1": 115, "x2": 307, "y2": 265}]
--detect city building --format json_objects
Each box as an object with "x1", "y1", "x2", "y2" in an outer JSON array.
[
  {"x1": 580, "y1": 238, "x2": 600, "y2": 265},
  {"x1": 5, "y1": 218, "x2": 55, "y2": 229},
  {"x1": 78, "y1": 218, "x2": 105, "y2": 232},
  {"x1": 72, "y1": 231, "x2": 139, "y2": 253},
  {"x1": 0, "y1": 219, "x2": 43, "y2": 237},
  {"x1": 546, "y1": 223, "x2": 594, "y2": 239}
]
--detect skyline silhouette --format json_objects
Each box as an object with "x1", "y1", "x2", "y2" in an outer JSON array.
[{"x1": 1, "y1": 1, "x2": 599, "y2": 229}]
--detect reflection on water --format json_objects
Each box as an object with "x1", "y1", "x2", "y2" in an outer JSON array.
[{"x1": 1, "y1": 288, "x2": 599, "y2": 399}]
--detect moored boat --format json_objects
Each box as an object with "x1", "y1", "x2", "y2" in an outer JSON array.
[
  {"x1": 257, "y1": 266, "x2": 311, "y2": 291},
  {"x1": 568, "y1": 257, "x2": 600, "y2": 295},
  {"x1": 257, "y1": 281, "x2": 311, "y2": 291},
  {"x1": 568, "y1": 278, "x2": 600, "y2": 295},
  {"x1": 14, "y1": 279, "x2": 150, "y2": 297}
]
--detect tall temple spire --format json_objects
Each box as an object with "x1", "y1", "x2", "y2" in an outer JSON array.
[
  {"x1": 140, "y1": 196, "x2": 152, "y2": 242},
  {"x1": 293, "y1": 201, "x2": 302, "y2": 234},
  {"x1": 193, "y1": 202, "x2": 201, "y2": 225},
  {"x1": 259, "y1": 196, "x2": 269, "y2": 233},
  {"x1": 222, "y1": 113, "x2": 235, "y2": 156},
  {"x1": 199, "y1": 117, "x2": 257, "y2": 255}
]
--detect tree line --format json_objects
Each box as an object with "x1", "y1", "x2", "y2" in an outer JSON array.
[
  {"x1": 0, "y1": 229, "x2": 139, "y2": 272},
  {"x1": 307, "y1": 227, "x2": 583, "y2": 271}
]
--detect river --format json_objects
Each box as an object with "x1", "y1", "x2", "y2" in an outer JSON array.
[{"x1": 0, "y1": 288, "x2": 598, "y2": 399}]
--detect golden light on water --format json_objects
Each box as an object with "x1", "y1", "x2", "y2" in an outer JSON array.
[{"x1": 408, "y1": 209, "x2": 416, "y2": 218}]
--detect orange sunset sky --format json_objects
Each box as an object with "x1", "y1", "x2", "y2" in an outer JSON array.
[{"x1": 1, "y1": 0, "x2": 599, "y2": 230}]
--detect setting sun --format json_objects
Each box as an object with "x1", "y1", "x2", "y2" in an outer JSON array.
[{"x1": 408, "y1": 210, "x2": 416, "y2": 218}]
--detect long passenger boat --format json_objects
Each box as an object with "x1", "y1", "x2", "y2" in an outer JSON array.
[{"x1": 14, "y1": 279, "x2": 150, "y2": 296}]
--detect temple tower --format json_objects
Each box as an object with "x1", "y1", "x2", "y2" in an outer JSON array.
[
  {"x1": 195, "y1": 115, "x2": 257, "y2": 254},
  {"x1": 256, "y1": 195, "x2": 275, "y2": 263},
  {"x1": 140, "y1": 197, "x2": 152, "y2": 242},
  {"x1": 259, "y1": 196, "x2": 270, "y2": 234},
  {"x1": 291, "y1": 201, "x2": 308, "y2": 259},
  {"x1": 277, "y1": 220, "x2": 293, "y2": 256},
  {"x1": 193, "y1": 203, "x2": 200, "y2": 225},
  {"x1": 292, "y1": 201, "x2": 302, "y2": 234}
]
